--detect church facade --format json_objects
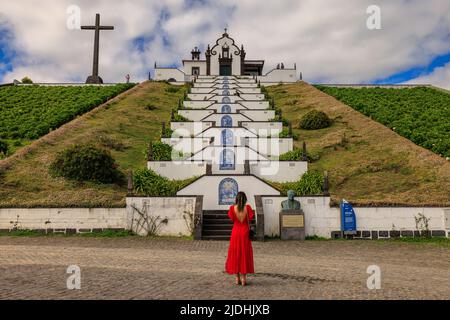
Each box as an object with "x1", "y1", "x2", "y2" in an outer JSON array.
[{"x1": 155, "y1": 30, "x2": 298, "y2": 84}]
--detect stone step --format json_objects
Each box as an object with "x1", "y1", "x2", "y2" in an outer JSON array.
[
  {"x1": 202, "y1": 218, "x2": 233, "y2": 225},
  {"x1": 203, "y1": 224, "x2": 233, "y2": 231},
  {"x1": 202, "y1": 235, "x2": 231, "y2": 241},
  {"x1": 202, "y1": 229, "x2": 232, "y2": 236}
]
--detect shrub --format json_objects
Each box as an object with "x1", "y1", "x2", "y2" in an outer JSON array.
[
  {"x1": 279, "y1": 149, "x2": 320, "y2": 162},
  {"x1": 151, "y1": 142, "x2": 173, "y2": 161},
  {"x1": 165, "y1": 86, "x2": 180, "y2": 93},
  {"x1": 0, "y1": 140, "x2": 8, "y2": 155},
  {"x1": 21, "y1": 77, "x2": 33, "y2": 84},
  {"x1": 133, "y1": 168, "x2": 194, "y2": 196},
  {"x1": 281, "y1": 171, "x2": 324, "y2": 196},
  {"x1": 145, "y1": 104, "x2": 157, "y2": 111},
  {"x1": 49, "y1": 144, "x2": 122, "y2": 183},
  {"x1": 299, "y1": 110, "x2": 332, "y2": 130},
  {"x1": 172, "y1": 113, "x2": 192, "y2": 122},
  {"x1": 279, "y1": 128, "x2": 299, "y2": 140}
]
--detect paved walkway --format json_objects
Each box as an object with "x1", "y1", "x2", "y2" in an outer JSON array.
[{"x1": 0, "y1": 237, "x2": 448, "y2": 300}]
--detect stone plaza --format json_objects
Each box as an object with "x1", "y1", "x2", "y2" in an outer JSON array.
[{"x1": 0, "y1": 236, "x2": 448, "y2": 300}]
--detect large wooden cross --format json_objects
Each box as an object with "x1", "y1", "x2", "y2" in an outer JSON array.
[{"x1": 81, "y1": 14, "x2": 114, "y2": 84}]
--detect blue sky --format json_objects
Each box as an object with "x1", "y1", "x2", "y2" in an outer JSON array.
[{"x1": 0, "y1": 0, "x2": 449, "y2": 88}]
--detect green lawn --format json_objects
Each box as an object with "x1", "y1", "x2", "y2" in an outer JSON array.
[
  {"x1": 0, "y1": 82, "x2": 187, "y2": 208},
  {"x1": 267, "y1": 82, "x2": 450, "y2": 206},
  {"x1": 315, "y1": 86, "x2": 450, "y2": 158},
  {"x1": 0, "y1": 84, "x2": 135, "y2": 157}
]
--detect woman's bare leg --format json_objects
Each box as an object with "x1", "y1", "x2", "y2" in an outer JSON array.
[
  {"x1": 235, "y1": 273, "x2": 241, "y2": 285},
  {"x1": 240, "y1": 274, "x2": 247, "y2": 286}
]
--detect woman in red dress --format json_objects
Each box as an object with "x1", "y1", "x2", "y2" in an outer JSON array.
[{"x1": 225, "y1": 192, "x2": 255, "y2": 286}]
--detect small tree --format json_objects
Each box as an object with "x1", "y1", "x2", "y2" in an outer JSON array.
[{"x1": 21, "y1": 77, "x2": 33, "y2": 84}]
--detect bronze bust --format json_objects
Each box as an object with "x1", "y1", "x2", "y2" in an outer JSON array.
[{"x1": 281, "y1": 190, "x2": 301, "y2": 211}]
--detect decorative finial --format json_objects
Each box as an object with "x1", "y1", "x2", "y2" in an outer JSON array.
[{"x1": 224, "y1": 28, "x2": 227, "y2": 34}]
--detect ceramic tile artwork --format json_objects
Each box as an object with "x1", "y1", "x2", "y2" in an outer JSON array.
[
  {"x1": 219, "y1": 178, "x2": 239, "y2": 205},
  {"x1": 221, "y1": 104, "x2": 232, "y2": 113},
  {"x1": 220, "y1": 149, "x2": 235, "y2": 170},
  {"x1": 221, "y1": 115, "x2": 233, "y2": 127}
]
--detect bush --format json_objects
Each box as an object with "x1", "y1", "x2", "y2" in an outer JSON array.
[
  {"x1": 300, "y1": 110, "x2": 332, "y2": 130},
  {"x1": 50, "y1": 144, "x2": 122, "y2": 183},
  {"x1": 0, "y1": 140, "x2": 8, "y2": 155},
  {"x1": 133, "y1": 169, "x2": 194, "y2": 196},
  {"x1": 151, "y1": 142, "x2": 173, "y2": 161},
  {"x1": 281, "y1": 171, "x2": 324, "y2": 196},
  {"x1": 279, "y1": 149, "x2": 320, "y2": 162},
  {"x1": 165, "y1": 86, "x2": 180, "y2": 93},
  {"x1": 21, "y1": 77, "x2": 33, "y2": 84}
]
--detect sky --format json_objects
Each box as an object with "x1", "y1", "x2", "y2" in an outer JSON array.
[{"x1": 0, "y1": 0, "x2": 449, "y2": 88}]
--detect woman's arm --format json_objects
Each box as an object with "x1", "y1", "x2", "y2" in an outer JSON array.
[
  {"x1": 228, "y1": 206, "x2": 235, "y2": 221},
  {"x1": 247, "y1": 205, "x2": 255, "y2": 222}
]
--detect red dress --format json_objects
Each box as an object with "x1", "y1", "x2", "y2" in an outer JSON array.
[{"x1": 225, "y1": 205, "x2": 255, "y2": 275}]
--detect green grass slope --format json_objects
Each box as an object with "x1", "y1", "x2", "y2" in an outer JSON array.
[
  {"x1": 0, "y1": 82, "x2": 186, "y2": 208},
  {"x1": 267, "y1": 82, "x2": 450, "y2": 206}
]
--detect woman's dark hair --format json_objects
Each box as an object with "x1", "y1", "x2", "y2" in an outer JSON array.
[{"x1": 235, "y1": 192, "x2": 247, "y2": 212}]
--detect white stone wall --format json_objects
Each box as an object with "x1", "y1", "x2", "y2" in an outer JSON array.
[
  {"x1": 155, "y1": 68, "x2": 186, "y2": 82},
  {"x1": 126, "y1": 197, "x2": 197, "y2": 237},
  {"x1": 239, "y1": 110, "x2": 276, "y2": 121},
  {"x1": 248, "y1": 138, "x2": 293, "y2": 155},
  {"x1": 171, "y1": 122, "x2": 213, "y2": 136},
  {"x1": 189, "y1": 146, "x2": 268, "y2": 162},
  {"x1": 260, "y1": 196, "x2": 449, "y2": 238},
  {"x1": 179, "y1": 110, "x2": 214, "y2": 121},
  {"x1": 239, "y1": 101, "x2": 270, "y2": 109},
  {"x1": 239, "y1": 94, "x2": 265, "y2": 100},
  {"x1": 178, "y1": 176, "x2": 280, "y2": 210},
  {"x1": 161, "y1": 137, "x2": 212, "y2": 154},
  {"x1": 148, "y1": 161, "x2": 207, "y2": 180},
  {"x1": 199, "y1": 127, "x2": 258, "y2": 140},
  {"x1": 251, "y1": 161, "x2": 307, "y2": 182},
  {"x1": 183, "y1": 61, "x2": 207, "y2": 75},
  {"x1": 0, "y1": 208, "x2": 126, "y2": 231},
  {"x1": 206, "y1": 104, "x2": 245, "y2": 114},
  {"x1": 184, "y1": 101, "x2": 214, "y2": 109},
  {"x1": 202, "y1": 113, "x2": 253, "y2": 125},
  {"x1": 242, "y1": 122, "x2": 283, "y2": 136},
  {"x1": 259, "y1": 69, "x2": 297, "y2": 83}
]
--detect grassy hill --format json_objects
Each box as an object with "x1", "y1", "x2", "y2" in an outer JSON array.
[
  {"x1": 0, "y1": 82, "x2": 185, "y2": 207},
  {"x1": 267, "y1": 82, "x2": 450, "y2": 206},
  {"x1": 0, "y1": 81, "x2": 449, "y2": 208},
  {"x1": 0, "y1": 84, "x2": 135, "y2": 156}
]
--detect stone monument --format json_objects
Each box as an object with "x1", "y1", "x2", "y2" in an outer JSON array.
[{"x1": 280, "y1": 190, "x2": 305, "y2": 240}]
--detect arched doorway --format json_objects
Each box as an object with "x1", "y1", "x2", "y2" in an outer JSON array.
[
  {"x1": 219, "y1": 178, "x2": 238, "y2": 205},
  {"x1": 221, "y1": 115, "x2": 233, "y2": 128}
]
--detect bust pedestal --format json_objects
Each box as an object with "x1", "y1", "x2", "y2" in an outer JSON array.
[{"x1": 279, "y1": 210, "x2": 305, "y2": 241}]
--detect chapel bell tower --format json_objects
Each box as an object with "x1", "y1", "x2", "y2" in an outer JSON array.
[{"x1": 191, "y1": 47, "x2": 201, "y2": 60}]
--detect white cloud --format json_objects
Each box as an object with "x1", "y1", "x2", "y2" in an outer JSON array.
[
  {"x1": 405, "y1": 62, "x2": 450, "y2": 89},
  {"x1": 0, "y1": 0, "x2": 449, "y2": 84}
]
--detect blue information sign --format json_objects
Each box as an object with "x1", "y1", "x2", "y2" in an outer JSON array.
[{"x1": 341, "y1": 200, "x2": 357, "y2": 234}]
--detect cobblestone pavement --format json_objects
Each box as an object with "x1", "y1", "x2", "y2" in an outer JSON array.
[{"x1": 0, "y1": 237, "x2": 448, "y2": 300}]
